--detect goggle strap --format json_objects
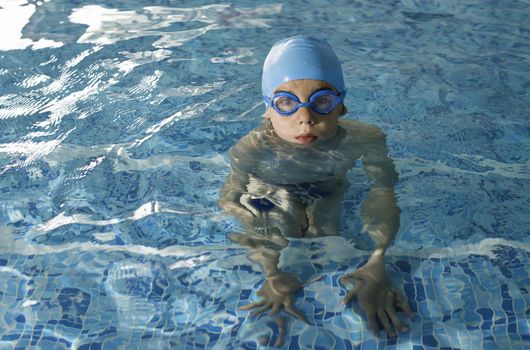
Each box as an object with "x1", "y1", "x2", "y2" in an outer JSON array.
[{"x1": 263, "y1": 95, "x2": 273, "y2": 107}]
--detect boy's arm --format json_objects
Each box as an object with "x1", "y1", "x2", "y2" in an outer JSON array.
[
  {"x1": 218, "y1": 135, "x2": 261, "y2": 229},
  {"x1": 218, "y1": 142, "x2": 306, "y2": 322},
  {"x1": 220, "y1": 175, "x2": 307, "y2": 322},
  {"x1": 360, "y1": 126, "x2": 400, "y2": 255},
  {"x1": 218, "y1": 167, "x2": 255, "y2": 228},
  {"x1": 341, "y1": 125, "x2": 413, "y2": 338},
  {"x1": 230, "y1": 230, "x2": 305, "y2": 322}
]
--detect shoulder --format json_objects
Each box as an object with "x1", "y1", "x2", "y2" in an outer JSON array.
[
  {"x1": 231, "y1": 125, "x2": 268, "y2": 152},
  {"x1": 338, "y1": 119, "x2": 386, "y2": 143},
  {"x1": 228, "y1": 123, "x2": 270, "y2": 166}
]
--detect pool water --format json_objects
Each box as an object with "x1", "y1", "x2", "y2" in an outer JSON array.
[{"x1": 0, "y1": 0, "x2": 529, "y2": 349}]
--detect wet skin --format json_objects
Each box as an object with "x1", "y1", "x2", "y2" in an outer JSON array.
[
  {"x1": 220, "y1": 79, "x2": 414, "y2": 342},
  {"x1": 264, "y1": 79, "x2": 346, "y2": 146}
]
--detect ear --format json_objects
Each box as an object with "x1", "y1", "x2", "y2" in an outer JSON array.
[
  {"x1": 339, "y1": 104, "x2": 348, "y2": 116},
  {"x1": 263, "y1": 107, "x2": 272, "y2": 119}
]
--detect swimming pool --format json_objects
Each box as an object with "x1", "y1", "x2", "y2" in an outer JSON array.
[{"x1": 0, "y1": 0, "x2": 528, "y2": 348}]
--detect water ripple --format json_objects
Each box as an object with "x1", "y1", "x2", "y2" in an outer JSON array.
[
  {"x1": 18, "y1": 74, "x2": 50, "y2": 88},
  {"x1": 38, "y1": 75, "x2": 108, "y2": 129},
  {"x1": 0, "y1": 128, "x2": 74, "y2": 173},
  {"x1": 118, "y1": 49, "x2": 173, "y2": 75},
  {"x1": 0, "y1": 0, "x2": 63, "y2": 51},
  {"x1": 0, "y1": 92, "x2": 51, "y2": 120},
  {"x1": 160, "y1": 81, "x2": 225, "y2": 98},
  {"x1": 26, "y1": 200, "x2": 216, "y2": 238},
  {"x1": 211, "y1": 47, "x2": 257, "y2": 65},
  {"x1": 69, "y1": 4, "x2": 282, "y2": 48},
  {"x1": 128, "y1": 70, "x2": 163, "y2": 98},
  {"x1": 397, "y1": 154, "x2": 530, "y2": 180}
]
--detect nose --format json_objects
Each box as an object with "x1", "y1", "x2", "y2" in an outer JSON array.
[{"x1": 296, "y1": 105, "x2": 315, "y2": 125}]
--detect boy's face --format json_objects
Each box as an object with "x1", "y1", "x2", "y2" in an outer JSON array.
[{"x1": 264, "y1": 79, "x2": 346, "y2": 146}]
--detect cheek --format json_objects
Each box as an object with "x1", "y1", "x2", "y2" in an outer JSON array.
[
  {"x1": 264, "y1": 107, "x2": 274, "y2": 119},
  {"x1": 269, "y1": 117, "x2": 298, "y2": 138},
  {"x1": 318, "y1": 118, "x2": 339, "y2": 135},
  {"x1": 270, "y1": 117, "x2": 290, "y2": 131}
]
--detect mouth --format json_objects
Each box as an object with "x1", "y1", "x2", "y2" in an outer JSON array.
[{"x1": 295, "y1": 134, "x2": 317, "y2": 144}]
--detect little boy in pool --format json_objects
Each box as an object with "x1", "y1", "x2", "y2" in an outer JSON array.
[{"x1": 219, "y1": 35, "x2": 414, "y2": 338}]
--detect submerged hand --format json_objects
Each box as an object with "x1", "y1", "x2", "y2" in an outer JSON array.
[
  {"x1": 240, "y1": 272, "x2": 306, "y2": 323},
  {"x1": 340, "y1": 254, "x2": 414, "y2": 338},
  {"x1": 219, "y1": 199, "x2": 255, "y2": 228}
]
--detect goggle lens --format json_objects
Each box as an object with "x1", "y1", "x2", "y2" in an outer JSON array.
[
  {"x1": 264, "y1": 89, "x2": 345, "y2": 116},
  {"x1": 273, "y1": 96, "x2": 298, "y2": 113},
  {"x1": 312, "y1": 94, "x2": 335, "y2": 113}
]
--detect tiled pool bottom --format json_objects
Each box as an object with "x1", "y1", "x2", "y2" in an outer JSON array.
[{"x1": 0, "y1": 239, "x2": 527, "y2": 349}]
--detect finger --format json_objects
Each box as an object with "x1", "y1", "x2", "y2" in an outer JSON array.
[
  {"x1": 273, "y1": 336, "x2": 284, "y2": 348},
  {"x1": 392, "y1": 288, "x2": 415, "y2": 318},
  {"x1": 239, "y1": 300, "x2": 265, "y2": 311},
  {"x1": 251, "y1": 302, "x2": 273, "y2": 315},
  {"x1": 341, "y1": 272, "x2": 365, "y2": 285},
  {"x1": 284, "y1": 304, "x2": 307, "y2": 323},
  {"x1": 270, "y1": 302, "x2": 281, "y2": 315},
  {"x1": 339, "y1": 273, "x2": 355, "y2": 283},
  {"x1": 377, "y1": 307, "x2": 395, "y2": 337},
  {"x1": 275, "y1": 316, "x2": 287, "y2": 336},
  {"x1": 228, "y1": 232, "x2": 242, "y2": 243},
  {"x1": 385, "y1": 293, "x2": 408, "y2": 333},
  {"x1": 342, "y1": 283, "x2": 362, "y2": 304},
  {"x1": 275, "y1": 316, "x2": 288, "y2": 347},
  {"x1": 367, "y1": 312, "x2": 380, "y2": 338}
]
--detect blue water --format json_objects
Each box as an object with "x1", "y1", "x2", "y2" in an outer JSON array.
[{"x1": 0, "y1": 0, "x2": 529, "y2": 349}]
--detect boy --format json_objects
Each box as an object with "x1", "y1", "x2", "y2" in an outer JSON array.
[{"x1": 219, "y1": 35, "x2": 413, "y2": 339}]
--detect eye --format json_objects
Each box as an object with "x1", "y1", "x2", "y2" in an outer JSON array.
[
  {"x1": 274, "y1": 96, "x2": 296, "y2": 111},
  {"x1": 313, "y1": 94, "x2": 334, "y2": 110}
]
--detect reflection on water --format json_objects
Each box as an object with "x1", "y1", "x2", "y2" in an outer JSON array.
[
  {"x1": 0, "y1": 0, "x2": 63, "y2": 51},
  {"x1": 105, "y1": 260, "x2": 168, "y2": 330},
  {"x1": 70, "y1": 3, "x2": 282, "y2": 48},
  {"x1": 0, "y1": 1, "x2": 282, "y2": 51}
]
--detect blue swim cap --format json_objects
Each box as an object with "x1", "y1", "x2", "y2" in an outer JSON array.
[{"x1": 261, "y1": 35, "x2": 345, "y2": 98}]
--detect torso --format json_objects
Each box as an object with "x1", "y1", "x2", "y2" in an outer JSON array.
[{"x1": 230, "y1": 119, "x2": 371, "y2": 186}]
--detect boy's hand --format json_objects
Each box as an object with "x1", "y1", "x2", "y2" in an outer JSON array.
[
  {"x1": 340, "y1": 254, "x2": 414, "y2": 338},
  {"x1": 239, "y1": 272, "x2": 306, "y2": 323},
  {"x1": 219, "y1": 199, "x2": 255, "y2": 228}
]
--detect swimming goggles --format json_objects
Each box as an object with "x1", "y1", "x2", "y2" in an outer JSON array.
[{"x1": 263, "y1": 89, "x2": 346, "y2": 116}]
